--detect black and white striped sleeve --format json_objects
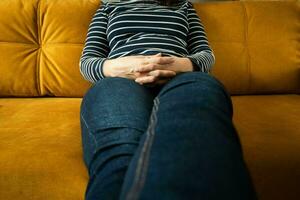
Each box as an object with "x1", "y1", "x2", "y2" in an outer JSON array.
[
  {"x1": 79, "y1": 2, "x2": 110, "y2": 83},
  {"x1": 185, "y1": 2, "x2": 215, "y2": 73}
]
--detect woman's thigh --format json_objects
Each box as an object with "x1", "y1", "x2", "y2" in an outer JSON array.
[
  {"x1": 80, "y1": 77, "x2": 158, "y2": 171},
  {"x1": 119, "y1": 71, "x2": 257, "y2": 200}
]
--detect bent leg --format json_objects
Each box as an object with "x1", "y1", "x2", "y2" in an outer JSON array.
[
  {"x1": 80, "y1": 77, "x2": 157, "y2": 200},
  {"x1": 119, "y1": 72, "x2": 257, "y2": 200}
]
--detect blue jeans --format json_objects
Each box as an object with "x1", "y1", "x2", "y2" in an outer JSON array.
[{"x1": 80, "y1": 72, "x2": 257, "y2": 200}]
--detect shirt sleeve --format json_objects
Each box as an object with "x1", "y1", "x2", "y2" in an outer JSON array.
[
  {"x1": 79, "y1": 2, "x2": 110, "y2": 83},
  {"x1": 185, "y1": 1, "x2": 215, "y2": 73}
]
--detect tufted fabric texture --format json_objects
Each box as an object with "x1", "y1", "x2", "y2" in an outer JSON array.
[{"x1": 0, "y1": 0, "x2": 299, "y2": 96}]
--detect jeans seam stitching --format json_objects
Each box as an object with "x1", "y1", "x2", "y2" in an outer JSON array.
[
  {"x1": 125, "y1": 97, "x2": 160, "y2": 200},
  {"x1": 81, "y1": 114, "x2": 99, "y2": 149}
]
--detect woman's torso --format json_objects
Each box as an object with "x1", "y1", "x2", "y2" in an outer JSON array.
[{"x1": 103, "y1": 0, "x2": 190, "y2": 58}]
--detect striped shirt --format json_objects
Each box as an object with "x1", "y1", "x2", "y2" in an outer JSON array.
[{"x1": 79, "y1": 0, "x2": 215, "y2": 83}]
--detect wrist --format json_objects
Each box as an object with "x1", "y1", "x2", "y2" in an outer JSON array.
[
  {"x1": 102, "y1": 58, "x2": 116, "y2": 77},
  {"x1": 178, "y1": 57, "x2": 194, "y2": 72}
]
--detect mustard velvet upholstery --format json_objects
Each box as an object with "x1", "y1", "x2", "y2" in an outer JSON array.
[
  {"x1": 0, "y1": 0, "x2": 299, "y2": 200},
  {"x1": 0, "y1": 0, "x2": 95, "y2": 97},
  {"x1": 0, "y1": 98, "x2": 88, "y2": 199},
  {"x1": 197, "y1": 1, "x2": 300, "y2": 94},
  {"x1": 1, "y1": 96, "x2": 300, "y2": 200},
  {"x1": 0, "y1": 0, "x2": 298, "y2": 96},
  {"x1": 232, "y1": 95, "x2": 300, "y2": 200}
]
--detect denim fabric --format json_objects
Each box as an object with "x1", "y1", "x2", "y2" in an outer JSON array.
[{"x1": 80, "y1": 72, "x2": 257, "y2": 200}]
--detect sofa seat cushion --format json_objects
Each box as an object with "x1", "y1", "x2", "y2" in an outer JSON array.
[
  {"x1": 0, "y1": 98, "x2": 88, "y2": 200},
  {"x1": 232, "y1": 94, "x2": 300, "y2": 200},
  {"x1": 0, "y1": 95, "x2": 299, "y2": 200}
]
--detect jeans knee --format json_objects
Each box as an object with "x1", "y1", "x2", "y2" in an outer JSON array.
[
  {"x1": 158, "y1": 72, "x2": 229, "y2": 98},
  {"x1": 156, "y1": 72, "x2": 233, "y2": 115}
]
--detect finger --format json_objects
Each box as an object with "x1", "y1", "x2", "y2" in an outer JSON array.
[
  {"x1": 135, "y1": 63, "x2": 157, "y2": 73},
  {"x1": 144, "y1": 77, "x2": 172, "y2": 87},
  {"x1": 135, "y1": 70, "x2": 175, "y2": 84},
  {"x1": 146, "y1": 54, "x2": 174, "y2": 64},
  {"x1": 148, "y1": 70, "x2": 176, "y2": 78},
  {"x1": 135, "y1": 76, "x2": 156, "y2": 84},
  {"x1": 135, "y1": 63, "x2": 173, "y2": 73},
  {"x1": 148, "y1": 56, "x2": 175, "y2": 65},
  {"x1": 144, "y1": 54, "x2": 161, "y2": 64}
]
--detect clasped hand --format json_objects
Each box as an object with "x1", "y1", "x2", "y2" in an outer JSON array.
[
  {"x1": 109, "y1": 52, "x2": 190, "y2": 87},
  {"x1": 126, "y1": 53, "x2": 178, "y2": 87}
]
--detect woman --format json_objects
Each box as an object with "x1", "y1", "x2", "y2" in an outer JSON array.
[{"x1": 79, "y1": 0, "x2": 257, "y2": 199}]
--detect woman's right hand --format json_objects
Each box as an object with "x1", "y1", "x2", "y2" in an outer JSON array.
[{"x1": 103, "y1": 53, "x2": 177, "y2": 85}]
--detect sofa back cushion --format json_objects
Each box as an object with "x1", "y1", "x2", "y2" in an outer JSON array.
[
  {"x1": 203, "y1": 1, "x2": 299, "y2": 94},
  {"x1": 0, "y1": 0, "x2": 298, "y2": 97},
  {"x1": 0, "y1": 0, "x2": 96, "y2": 97}
]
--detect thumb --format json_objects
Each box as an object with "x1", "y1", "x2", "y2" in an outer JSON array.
[{"x1": 154, "y1": 52, "x2": 162, "y2": 56}]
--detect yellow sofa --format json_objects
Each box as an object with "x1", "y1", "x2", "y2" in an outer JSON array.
[{"x1": 0, "y1": 0, "x2": 299, "y2": 199}]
